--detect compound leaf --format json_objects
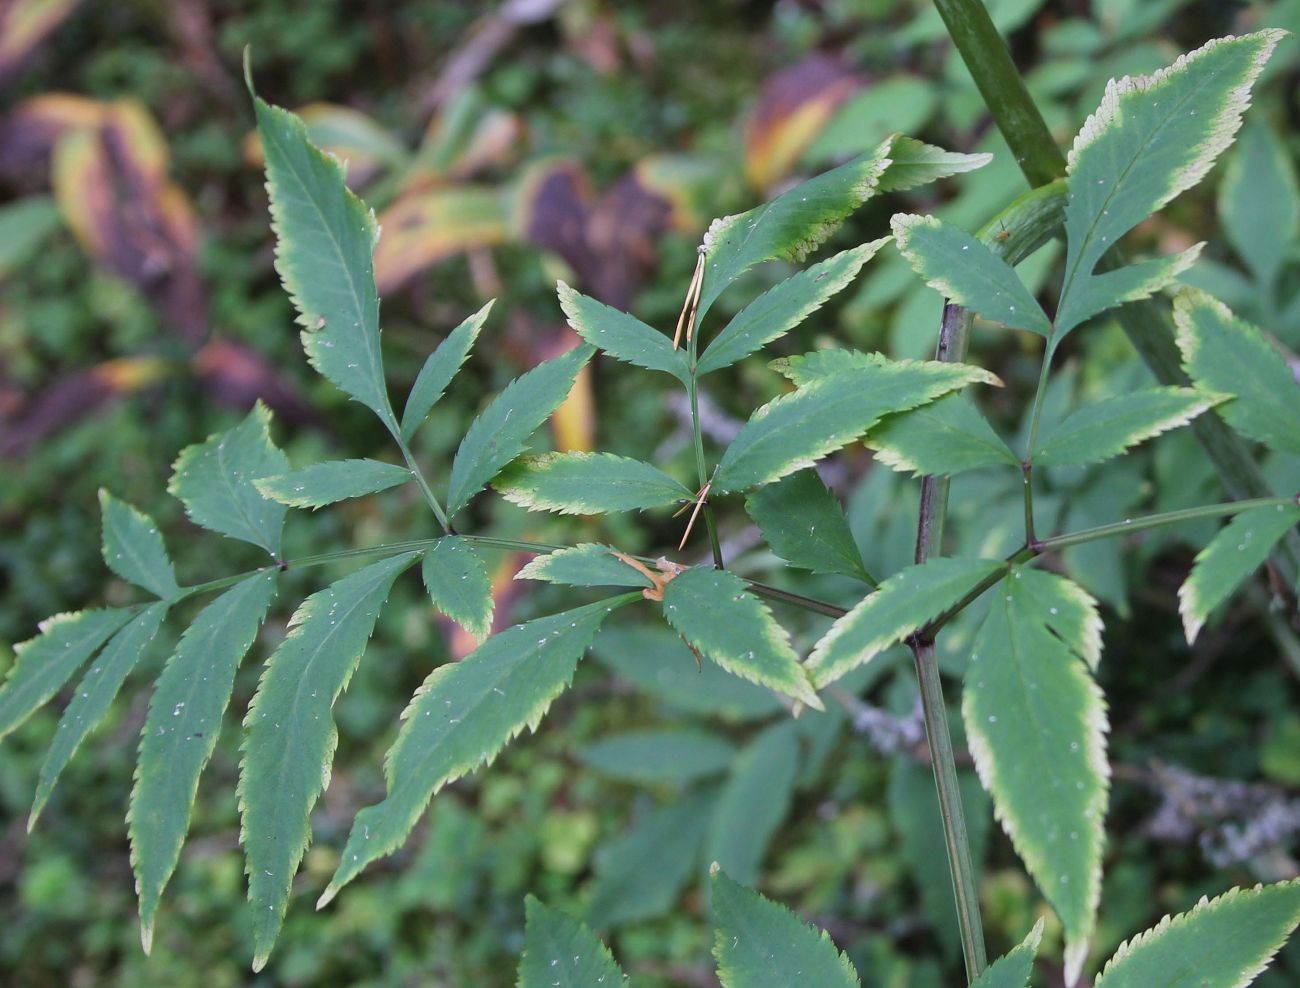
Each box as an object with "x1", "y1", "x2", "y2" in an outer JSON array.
[
  {"x1": 707, "y1": 721, "x2": 799, "y2": 886},
  {"x1": 558, "y1": 281, "x2": 687, "y2": 382},
  {"x1": 1058, "y1": 31, "x2": 1284, "y2": 336},
  {"x1": 868, "y1": 394, "x2": 1019, "y2": 477},
  {"x1": 1179, "y1": 504, "x2": 1300, "y2": 643},
  {"x1": 0, "y1": 608, "x2": 133, "y2": 742},
  {"x1": 715, "y1": 354, "x2": 999, "y2": 494},
  {"x1": 251, "y1": 81, "x2": 396, "y2": 431},
  {"x1": 963, "y1": 569, "x2": 1109, "y2": 984},
  {"x1": 891, "y1": 213, "x2": 1051, "y2": 336},
  {"x1": 711, "y1": 869, "x2": 860, "y2": 988},
  {"x1": 494, "y1": 452, "x2": 692, "y2": 515},
  {"x1": 1175, "y1": 289, "x2": 1300, "y2": 455},
  {"x1": 130, "y1": 572, "x2": 277, "y2": 952},
  {"x1": 518, "y1": 896, "x2": 627, "y2": 988},
  {"x1": 1220, "y1": 123, "x2": 1300, "y2": 290},
  {"x1": 1094, "y1": 880, "x2": 1300, "y2": 988},
  {"x1": 447, "y1": 344, "x2": 595, "y2": 516},
  {"x1": 422, "y1": 537, "x2": 493, "y2": 644},
  {"x1": 100, "y1": 491, "x2": 181, "y2": 599},
  {"x1": 239, "y1": 552, "x2": 418, "y2": 970},
  {"x1": 809, "y1": 558, "x2": 1007, "y2": 689},
  {"x1": 697, "y1": 240, "x2": 887, "y2": 376},
  {"x1": 32, "y1": 603, "x2": 170, "y2": 827},
  {"x1": 1034, "y1": 386, "x2": 1222, "y2": 468},
  {"x1": 255, "y1": 458, "x2": 413, "y2": 509},
  {"x1": 745, "y1": 469, "x2": 871, "y2": 582},
  {"x1": 586, "y1": 787, "x2": 716, "y2": 927},
  {"x1": 517, "y1": 544, "x2": 653, "y2": 591},
  {"x1": 320, "y1": 595, "x2": 636, "y2": 906},
  {"x1": 661, "y1": 568, "x2": 821, "y2": 709},
  {"x1": 579, "y1": 728, "x2": 735, "y2": 787},
  {"x1": 401, "y1": 300, "x2": 492, "y2": 441},
  {"x1": 698, "y1": 139, "x2": 893, "y2": 319},
  {"x1": 168, "y1": 402, "x2": 289, "y2": 558}
]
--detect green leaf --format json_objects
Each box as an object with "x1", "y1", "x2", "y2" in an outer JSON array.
[
  {"x1": 0, "y1": 608, "x2": 133, "y2": 742},
  {"x1": 1034, "y1": 386, "x2": 1222, "y2": 467},
  {"x1": 696, "y1": 240, "x2": 887, "y2": 376},
  {"x1": 661, "y1": 568, "x2": 821, "y2": 709},
  {"x1": 745, "y1": 469, "x2": 871, "y2": 582},
  {"x1": 400, "y1": 300, "x2": 492, "y2": 441},
  {"x1": 168, "y1": 402, "x2": 290, "y2": 558},
  {"x1": 963, "y1": 569, "x2": 1109, "y2": 984},
  {"x1": 129, "y1": 573, "x2": 277, "y2": 953},
  {"x1": 1010, "y1": 568, "x2": 1104, "y2": 672},
  {"x1": 255, "y1": 458, "x2": 413, "y2": 509},
  {"x1": 590, "y1": 627, "x2": 783, "y2": 722},
  {"x1": 1094, "y1": 879, "x2": 1300, "y2": 988},
  {"x1": 1057, "y1": 31, "x2": 1285, "y2": 336},
  {"x1": 447, "y1": 344, "x2": 594, "y2": 516},
  {"x1": 698, "y1": 140, "x2": 893, "y2": 319},
  {"x1": 969, "y1": 920, "x2": 1045, "y2": 988},
  {"x1": 100, "y1": 490, "x2": 181, "y2": 599},
  {"x1": 494, "y1": 452, "x2": 692, "y2": 515},
  {"x1": 558, "y1": 280, "x2": 688, "y2": 382},
  {"x1": 0, "y1": 195, "x2": 62, "y2": 277},
  {"x1": 251, "y1": 84, "x2": 397, "y2": 432},
  {"x1": 876, "y1": 134, "x2": 993, "y2": 192},
  {"x1": 421, "y1": 537, "x2": 493, "y2": 643},
  {"x1": 579, "y1": 728, "x2": 736, "y2": 786},
  {"x1": 714, "y1": 353, "x2": 1000, "y2": 493},
  {"x1": 809, "y1": 558, "x2": 1007, "y2": 689},
  {"x1": 519, "y1": 896, "x2": 627, "y2": 988},
  {"x1": 320, "y1": 595, "x2": 635, "y2": 907},
  {"x1": 1052, "y1": 245, "x2": 1203, "y2": 333},
  {"x1": 1220, "y1": 123, "x2": 1300, "y2": 290},
  {"x1": 517, "y1": 543, "x2": 653, "y2": 590},
  {"x1": 1175, "y1": 289, "x2": 1300, "y2": 455},
  {"x1": 707, "y1": 721, "x2": 799, "y2": 886},
  {"x1": 891, "y1": 213, "x2": 1051, "y2": 336},
  {"x1": 868, "y1": 394, "x2": 1019, "y2": 477},
  {"x1": 31, "y1": 603, "x2": 170, "y2": 827},
  {"x1": 1179, "y1": 504, "x2": 1300, "y2": 643},
  {"x1": 585, "y1": 787, "x2": 716, "y2": 927},
  {"x1": 239, "y1": 552, "x2": 418, "y2": 971},
  {"x1": 711, "y1": 869, "x2": 861, "y2": 988}
]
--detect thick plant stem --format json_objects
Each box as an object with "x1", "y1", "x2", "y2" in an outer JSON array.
[
  {"x1": 910, "y1": 638, "x2": 988, "y2": 980},
  {"x1": 931, "y1": 0, "x2": 1300, "y2": 589},
  {"x1": 900, "y1": 186, "x2": 1068, "y2": 983},
  {"x1": 909, "y1": 298, "x2": 989, "y2": 982}
]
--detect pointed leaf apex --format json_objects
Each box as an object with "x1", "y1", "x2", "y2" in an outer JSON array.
[
  {"x1": 140, "y1": 920, "x2": 154, "y2": 956},
  {"x1": 316, "y1": 886, "x2": 338, "y2": 910}
]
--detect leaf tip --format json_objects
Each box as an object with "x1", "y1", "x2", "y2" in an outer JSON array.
[
  {"x1": 140, "y1": 920, "x2": 154, "y2": 956},
  {"x1": 251, "y1": 952, "x2": 270, "y2": 974},
  {"x1": 1063, "y1": 935, "x2": 1089, "y2": 987},
  {"x1": 242, "y1": 46, "x2": 255, "y2": 96},
  {"x1": 316, "y1": 885, "x2": 339, "y2": 910}
]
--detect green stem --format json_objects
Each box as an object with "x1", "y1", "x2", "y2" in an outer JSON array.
[
  {"x1": 395, "y1": 437, "x2": 452, "y2": 534},
  {"x1": 931, "y1": 0, "x2": 1300, "y2": 591},
  {"x1": 932, "y1": 0, "x2": 1065, "y2": 187},
  {"x1": 1034, "y1": 496, "x2": 1297, "y2": 552},
  {"x1": 687, "y1": 371, "x2": 725, "y2": 567}
]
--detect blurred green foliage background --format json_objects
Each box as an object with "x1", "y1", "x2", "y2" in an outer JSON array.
[{"x1": 1, "y1": 1, "x2": 1299, "y2": 985}]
